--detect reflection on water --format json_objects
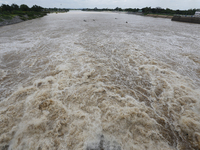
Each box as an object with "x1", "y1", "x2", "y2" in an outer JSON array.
[{"x1": 0, "y1": 11, "x2": 200, "y2": 150}]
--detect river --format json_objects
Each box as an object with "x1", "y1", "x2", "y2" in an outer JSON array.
[{"x1": 0, "y1": 11, "x2": 200, "y2": 150}]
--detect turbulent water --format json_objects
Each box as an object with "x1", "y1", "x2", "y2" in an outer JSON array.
[{"x1": 0, "y1": 11, "x2": 200, "y2": 150}]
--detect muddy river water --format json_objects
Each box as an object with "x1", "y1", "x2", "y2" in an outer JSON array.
[{"x1": 0, "y1": 11, "x2": 200, "y2": 150}]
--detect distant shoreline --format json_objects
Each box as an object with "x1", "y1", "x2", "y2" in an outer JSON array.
[
  {"x1": 0, "y1": 11, "x2": 175, "y2": 27},
  {"x1": 80, "y1": 10, "x2": 173, "y2": 19},
  {"x1": 146, "y1": 14, "x2": 173, "y2": 19},
  {"x1": 125, "y1": 12, "x2": 173, "y2": 19}
]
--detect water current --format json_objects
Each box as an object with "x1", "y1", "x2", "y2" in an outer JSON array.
[{"x1": 0, "y1": 11, "x2": 200, "y2": 150}]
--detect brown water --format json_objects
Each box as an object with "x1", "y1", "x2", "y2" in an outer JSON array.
[{"x1": 0, "y1": 11, "x2": 200, "y2": 150}]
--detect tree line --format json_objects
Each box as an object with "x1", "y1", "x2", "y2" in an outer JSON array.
[
  {"x1": 0, "y1": 4, "x2": 69, "y2": 13},
  {"x1": 0, "y1": 4, "x2": 48, "y2": 22},
  {"x1": 0, "y1": 4, "x2": 44, "y2": 12},
  {"x1": 1, "y1": 4, "x2": 197, "y2": 15},
  {"x1": 83, "y1": 7, "x2": 198, "y2": 15},
  {"x1": 45, "y1": 8, "x2": 69, "y2": 12},
  {"x1": 141, "y1": 7, "x2": 196, "y2": 15}
]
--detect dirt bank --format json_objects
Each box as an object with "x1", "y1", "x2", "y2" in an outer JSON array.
[
  {"x1": 0, "y1": 16, "x2": 24, "y2": 26},
  {"x1": 0, "y1": 13, "x2": 47, "y2": 27},
  {"x1": 146, "y1": 14, "x2": 173, "y2": 19}
]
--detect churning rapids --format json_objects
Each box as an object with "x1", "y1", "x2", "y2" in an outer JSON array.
[{"x1": 0, "y1": 11, "x2": 200, "y2": 150}]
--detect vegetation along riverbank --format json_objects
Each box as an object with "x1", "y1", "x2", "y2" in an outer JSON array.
[{"x1": 0, "y1": 4, "x2": 48, "y2": 26}]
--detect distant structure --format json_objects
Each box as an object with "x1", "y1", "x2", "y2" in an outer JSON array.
[
  {"x1": 194, "y1": 10, "x2": 200, "y2": 17},
  {"x1": 171, "y1": 9, "x2": 200, "y2": 24}
]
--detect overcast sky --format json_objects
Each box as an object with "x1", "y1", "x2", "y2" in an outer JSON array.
[{"x1": 0, "y1": 0, "x2": 200, "y2": 10}]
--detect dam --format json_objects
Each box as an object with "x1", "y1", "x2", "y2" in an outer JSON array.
[{"x1": 172, "y1": 10, "x2": 200, "y2": 24}]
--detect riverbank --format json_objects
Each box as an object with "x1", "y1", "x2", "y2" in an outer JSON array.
[
  {"x1": 82, "y1": 10, "x2": 173, "y2": 19},
  {"x1": 126, "y1": 12, "x2": 173, "y2": 19},
  {"x1": 146, "y1": 14, "x2": 173, "y2": 19},
  {"x1": 0, "y1": 15, "x2": 24, "y2": 26},
  {"x1": 0, "y1": 13, "x2": 47, "y2": 26}
]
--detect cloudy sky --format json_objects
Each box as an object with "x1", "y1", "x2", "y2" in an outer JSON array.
[{"x1": 1, "y1": 0, "x2": 200, "y2": 10}]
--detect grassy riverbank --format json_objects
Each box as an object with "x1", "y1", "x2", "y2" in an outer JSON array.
[
  {"x1": 0, "y1": 11, "x2": 47, "y2": 21},
  {"x1": 0, "y1": 4, "x2": 48, "y2": 26},
  {"x1": 0, "y1": 11, "x2": 47, "y2": 26}
]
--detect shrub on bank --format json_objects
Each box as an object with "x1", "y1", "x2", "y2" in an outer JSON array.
[{"x1": 0, "y1": 3, "x2": 48, "y2": 23}]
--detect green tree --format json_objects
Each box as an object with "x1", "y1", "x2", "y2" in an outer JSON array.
[
  {"x1": 1, "y1": 4, "x2": 11, "y2": 12},
  {"x1": 114, "y1": 7, "x2": 122, "y2": 11},
  {"x1": 31, "y1": 5, "x2": 43, "y2": 12},
  {"x1": 20, "y1": 4, "x2": 29, "y2": 11},
  {"x1": 142, "y1": 7, "x2": 151, "y2": 14},
  {"x1": 11, "y1": 4, "x2": 19, "y2": 11}
]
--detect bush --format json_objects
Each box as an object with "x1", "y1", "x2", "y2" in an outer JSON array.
[
  {"x1": 27, "y1": 11, "x2": 34, "y2": 17},
  {"x1": 12, "y1": 10, "x2": 26, "y2": 15},
  {"x1": 20, "y1": 16, "x2": 27, "y2": 21}
]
